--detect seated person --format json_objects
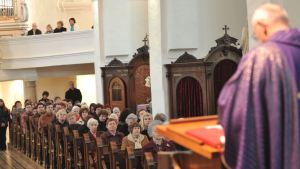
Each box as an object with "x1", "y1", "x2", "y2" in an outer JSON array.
[
  {"x1": 97, "y1": 109, "x2": 109, "y2": 132},
  {"x1": 67, "y1": 112, "x2": 81, "y2": 131},
  {"x1": 38, "y1": 103, "x2": 55, "y2": 134},
  {"x1": 118, "y1": 113, "x2": 137, "y2": 136},
  {"x1": 121, "y1": 122, "x2": 149, "y2": 150},
  {"x1": 143, "y1": 120, "x2": 176, "y2": 162},
  {"x1": 38, "y1": 91, "x2": 53, "y2": 104},
  {"x1": 112, "y1": 107, "x2": 121, "y2": 118},
  {"x1": 27, "y1": 23, "x2": 42, "y2": 35},
  {"x1": 54, "y1": 21, "x2": 67, "y2": 33},
  {"x1": 78, "y1": 108, "x2": 92, "y2": 136},
  {"x1": 100, "y1": 118, "x2": 124, "y2": 145},
  {"x1": 139, "y1": 112, "x2": 153, "y2": 139}
]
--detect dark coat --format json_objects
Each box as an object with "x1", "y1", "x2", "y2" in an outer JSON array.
[
  {"x1": 97, "y1": 121, "x2": 107, "y2": 132},
  {"x1": 54, "y1": 27, "x2": 67, "y2": 33},
  {"x1": 0, "y1": 106, "x2": 9, "y2": 127},
  {"x1": 100, "y1": 131, "x2": 124, "y2": 145},
  {"x1": 27, "y1": 29, "x2": 42, "y2": 35},
  {"x1": 117, "y1": 122, "x2": 129, "y2": 136},
  {"x1": 142, "y1": 140, "x2": 176, "y2": 162},
  {"x1": 65, "y1": 88, "x2": 82, "y2": 103}
]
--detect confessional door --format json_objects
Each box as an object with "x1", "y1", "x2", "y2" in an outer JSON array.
[
  {"x1": 176, "y1": 77, "x2": 204, "y2": 118},
  {"x1": 134, "y1": 65, "x2": 151, "y2": 105},
  {"x1": 109, "y1": 77, "x2": 126, "y2": 111},
  {"x1": 214, "y1": 59, "x2": 238, "y2": 110}
]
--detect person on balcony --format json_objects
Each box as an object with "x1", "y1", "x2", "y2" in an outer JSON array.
[
  {"x1": 45, "y1": 24, "x2": 53, "y2": 34},
  {"x1": 54, "y1": 21, "x2": 67, "y2": 33},
  {"x1": 69, "y1": 18, "x2": 79, "y2": 31},
  {"x1": 27, "y1": 23, "x2": 42, "y2": 36}
]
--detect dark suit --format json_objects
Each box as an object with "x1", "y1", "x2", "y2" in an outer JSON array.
[
  {"x1": 27, "y1": 29, "x2": 42, "y2": 36},
  {"x1": 0, "y1": 106, "x2": 9, "y2": 150},
  {"x1": 65, "y1": 88, "x2": 82, "y2": 103},
  {"x1": 54, "y1": 27, "x2": 67, "y2": 33}
]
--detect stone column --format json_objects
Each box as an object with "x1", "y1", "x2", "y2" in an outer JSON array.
[
  {"x1": 23, "y1": 80, "x2": 37, "y2": 102},
  {"x1": 92, "y1": 0, "x2": 105, "y2": 103},
  {"x1": 148, "y1": 0, "x2": 169, "y2": 116}
]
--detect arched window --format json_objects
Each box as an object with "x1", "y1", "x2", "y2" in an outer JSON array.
[
  {"x1": 112, "y1": 82, "x2": 122, "y2": 101},
  {"x1": 0, "y1": 0, "x2": 14, "y2": 17}
]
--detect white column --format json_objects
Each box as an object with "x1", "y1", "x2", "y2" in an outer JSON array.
[
  {"x1": 246, "y1": 0, "x2": 284, "y2": 48},
  {"x1": 23, "y1": 81, "x2": 37, "y2": 102},
  {"x1": 92, "y1": 0, "x2": 105, "y2": 103},
  {"x1": 148, "y1": 0, "x2": 169, "y2": 116}
]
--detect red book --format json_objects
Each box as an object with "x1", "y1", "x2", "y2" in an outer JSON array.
[{"x1": 186, "y1": 126, "x2": 224, "y2": 149}]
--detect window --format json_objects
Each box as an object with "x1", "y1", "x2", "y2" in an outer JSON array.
[
  {"x1": 112, "y1": 82, "x2": 122, "y2": 101},
  {"x1": 0, "y1": 0, "x2": 14, "y2": 17}
]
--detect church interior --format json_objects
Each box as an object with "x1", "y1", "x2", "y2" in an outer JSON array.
[{"x1": 0, "y1": 0, "x2": 300, "y2": 169}]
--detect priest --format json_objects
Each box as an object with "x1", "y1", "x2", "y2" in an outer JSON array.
[{"x1": 218, "y1": 3, "x2": 300, "y2": 169}]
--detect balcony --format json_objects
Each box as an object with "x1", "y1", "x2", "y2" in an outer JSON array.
[{"x1": 0, "y1": 30, "x2": 95, "y2": 69}]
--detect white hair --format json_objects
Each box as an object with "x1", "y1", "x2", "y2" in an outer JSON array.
[
  {"x1": 252, "y1": 3, "x2": 288, "y2": 26},
  {"x1": 56, "y1": 109, "x2": 67, "y2": 118},
  {"x1": 87, "y1": 118, "x2": 99, "y2": 129},
  {"x1": 126, "y1": 113, "x2": 138, "y2": 124},
  {"x1": 112, "y1": 107, "x2": 120, "y2": 114},
  {"x1": 109, "y1": 113, "x2": 119, "y2": 121},
  {"x1": 71, "y1": 106, "x2": 80, "y2": 112}
]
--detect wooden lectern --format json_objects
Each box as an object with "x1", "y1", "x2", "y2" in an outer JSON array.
[{"x1": 156, "y1": 115, "x2": 223, "y2": 169}]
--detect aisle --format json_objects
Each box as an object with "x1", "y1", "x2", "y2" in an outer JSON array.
[{"x1": 0, "y1": 147, "x2": 43, "y2": 169}]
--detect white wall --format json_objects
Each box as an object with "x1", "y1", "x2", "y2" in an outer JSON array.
[
  {"x1": 164, "y1": 0, "x2": 247, "y2": 60},
  {"x1": 26, "y1": 0, "x2": 93, "y2": 32},
  {"x1": 0, "y1": 80, "x2": 24, "y2": 110},
  {"x1": 103, "y1": 0, "x2": 148, "y2": 63}
]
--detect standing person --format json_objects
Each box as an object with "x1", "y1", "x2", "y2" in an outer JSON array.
[
  {"x1": 0, "y1": 99, "x2": 9, "y2": 151},
  {"x1": 27, "y1": 23, "x2": 42, "y2": 36},
  {"x1": 45, "y1": 24, "x2": 53, "y2": 34},
  {"x1": 53, "y1": 21, "x2": 67, "y2": 33},
  {"x1": 218, "y1": 3, "x2": 300, "y2": 169},
  {"x1": 69, "y1": 18, "x2": 79, "y2": 31},
  {"x1": 65, "y1": 81, "x2": 82, "y2": 104}
]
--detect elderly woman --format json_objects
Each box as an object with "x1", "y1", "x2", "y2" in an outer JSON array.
[
  {"x1": 142, "y1": 120, "x2": 176, "y2": 162},
  {"x1": 140, "y1": 112, "x2": 153, "y2": 139},
  {"x1": 119, "y1": 113, "x2": 137, "y2": 135},
  {"x1": 112, "y1": 107, "x2": 121, "y2": 117},
  {"x1": 121, "y1": 122, "x2": 149, "y2": 150},
  {"x1": 87, "y1": 118, "x2": 100, "y2": 140}
]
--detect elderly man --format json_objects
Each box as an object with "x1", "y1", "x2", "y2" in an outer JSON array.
[
  {"x1": 27, "y1": 23, "x2": 42, "y2": 36},
  {"x1": 218, "y1": 3, "x2": 300, "y2": 169},
  {"x1": 65, "y1": 81, "x2": 82, "y2": 104}
]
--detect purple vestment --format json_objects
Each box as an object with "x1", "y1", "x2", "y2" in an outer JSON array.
[{"x1": 218, "y1": 29, "x2": 300, "y2": 169}]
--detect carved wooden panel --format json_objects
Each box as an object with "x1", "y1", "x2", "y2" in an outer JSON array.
[
  {"x1": 109, "y1": 77, "x2": 126, "y2": 111},
  {"x1": 134, "y1": 65, "x2": 151, "y2": 105}
]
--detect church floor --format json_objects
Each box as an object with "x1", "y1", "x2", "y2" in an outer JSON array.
[{"x1": 0, "y1": 146, "x2": 43, "y2": 169}]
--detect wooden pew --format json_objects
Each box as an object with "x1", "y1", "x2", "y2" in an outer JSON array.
[
  {"x1": 125, "y1": 147, "x2": 143, "y2": 169},
  {"x1": 109, "y1": 141, "x2": 125, "y2": 169},
  {"x1": 63, "y1": 127, "x2": 72, "y2": 169},
  {"x1": 96, "y1": 137, "x2": 109, "y2": 169},
  {"x1": 144, "y1": 152, "x2": 156, "y2": 169},
  {"x1": 54, "y1": 125, "x2": 63, "y2": 169},
  {"x1": 83, "y1": 133, "x2": 97, "y2": 169},
  {"x1": 41, "y1": 126, "x2": 49, "y2": 168},
  {"x1": 73, "y1": 130, "x2": 84, "y2": 169},
  {"x1": 29, "y1": 117, "x2": 36, "y2": 160},
  {"x1": 48, "y1": 125, "x2": 55, "y2": 169},
  {"x1": 34, "y1": 117, "x2": 43, "y2": 164}
]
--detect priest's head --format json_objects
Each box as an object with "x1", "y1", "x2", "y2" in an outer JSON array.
[{"x1": 252, "y1": 3, "x2": 289, "y2": 43}]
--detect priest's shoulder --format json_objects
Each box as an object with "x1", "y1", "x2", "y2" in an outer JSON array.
[{"x1": 242, "y1": 42, "x2": 282, "y2": 63}]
